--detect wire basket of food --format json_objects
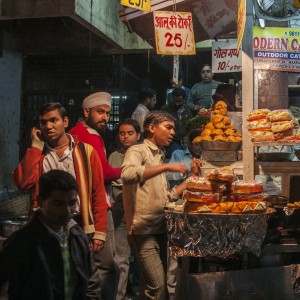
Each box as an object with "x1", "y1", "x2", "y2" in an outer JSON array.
[
  {"x1": 0, "y1": 193, "x2": 31, "y2": 216},
  {"x1": 200, "y1": 140, "x2": 242, "y2": 151}
]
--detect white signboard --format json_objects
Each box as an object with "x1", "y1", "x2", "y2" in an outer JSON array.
[
  {"x1": 212, "y1": 40, "x2": 242, "y2": 73},
  {"x1": 153, "y1": 11, "x2": 196, "y2": 55},
  {"x1": 192, "y1": 0, "x2": 237, "y2": 39}
]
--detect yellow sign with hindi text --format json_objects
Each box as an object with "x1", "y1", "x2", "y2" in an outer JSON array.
[{"x1": 120, "y1": 0, "x2": 151, "y2": 12}]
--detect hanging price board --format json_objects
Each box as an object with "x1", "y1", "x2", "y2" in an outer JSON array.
[
  {"x1": 212, "y1": 40, "x2": 242, "y2": 73},
  {"x1": 120, "y1": 0, "x2": 151, "y2": 12},
  {"x1": 153, "y1": 11, "x2": 196, "y2": 55}
]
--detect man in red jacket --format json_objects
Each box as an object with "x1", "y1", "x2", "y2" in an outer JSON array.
[
  {"x1": 12, "y1": 102, "x2": 108, "y2": 253},
  {"x1": 69, "y1": 92, "x2": 120, "y2": 300}
]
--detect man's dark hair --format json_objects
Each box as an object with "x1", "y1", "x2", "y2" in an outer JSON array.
[
  {"x1": 143, "y1": 110, "x2": 175, "y2": 138},
  {"x1": 188, "y1": 129, "x2": 202, "y2": 142},
  {"x1": 139, "y1": 87, "x2": 157, "y2": 103},
  {"x1": 171, "y1": 88, "x2": 186, "y2": 98},
  {"x1": 38, "y1": 102, "x2": 67, "y2": 119},
  {"x1": 38, "y1": 170, "x2": 78, "y2": 202},
  {"x1": 119, "y1": 118, "x2": 141, "y2": 134},
  {"x1": 200, "y1": 63, "x2": 212, "y2": 72}
]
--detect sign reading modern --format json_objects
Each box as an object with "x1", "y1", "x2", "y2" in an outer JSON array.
[{"x1": 253, "y1": 26, "x2": 300, "y2": 72}]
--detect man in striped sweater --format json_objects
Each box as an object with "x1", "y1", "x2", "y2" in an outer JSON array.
[{"x1": 12, "y1": 102, "x2": 108, "y2": 253}]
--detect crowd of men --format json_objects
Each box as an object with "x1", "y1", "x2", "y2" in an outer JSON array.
[{"x1": 0, "y1": 64, "x2": 221, "y2": 300}]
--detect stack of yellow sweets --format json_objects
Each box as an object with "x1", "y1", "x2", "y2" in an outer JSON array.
[{"x1": 193, "y1": 101, "x2": 242, "y2": 142}]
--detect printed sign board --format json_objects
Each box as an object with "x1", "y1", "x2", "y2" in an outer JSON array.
[
  {"x1": 212, "y1": 40, "x2": 242, "y2": 73},
  {"x1": 253, "y1": 26, "x2": 300, "y2": 72},
  {"x1": 153, "y1": 11, "x2": 196, "y2": 55}
]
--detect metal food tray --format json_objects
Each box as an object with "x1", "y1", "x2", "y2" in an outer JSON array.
[{"x1": 200, "y1": 141, "x2": 242, "y2": 151}]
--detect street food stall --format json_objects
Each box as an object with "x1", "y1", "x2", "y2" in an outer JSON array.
[{"x1": 164, "y1": 98, "x2": 300, "y2": 299}]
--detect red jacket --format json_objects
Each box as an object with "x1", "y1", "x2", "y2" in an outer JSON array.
[
  {"x1": 69, "y1": 122, "x2": 121, "y2": 183},
  {"x1": 11, "y1": 138, "x2": 108, "y2": 241}
]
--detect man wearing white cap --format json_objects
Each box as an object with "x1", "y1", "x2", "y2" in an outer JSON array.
[{"x1": 69, "y1": 92, "x2": 120, "y2": 300}]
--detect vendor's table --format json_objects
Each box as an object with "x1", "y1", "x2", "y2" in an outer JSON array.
[
  {"x1": 164, "y1": 210, "x2": 297, "y2": 300},
  {"x1": 165, "y1": 210, "x2": 271, "y2": 258}
]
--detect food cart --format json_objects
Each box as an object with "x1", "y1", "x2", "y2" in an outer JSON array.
[
  {"x1": 165, "y1": 104, "x2": 300, "y2": 299},
  {"x1": 165, "y1": 208, "x2": 300, "y2": 300}
]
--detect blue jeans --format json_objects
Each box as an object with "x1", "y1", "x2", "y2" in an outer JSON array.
[
  {"x1": 128, "y1": 234, "x2": 168, "y2": 300},
  {"x1": 112, "y1": 204, "x2": 131, "y2": 300},
  {"x1": 93, "y1": 210, "x2": 120, "y2": 300}
]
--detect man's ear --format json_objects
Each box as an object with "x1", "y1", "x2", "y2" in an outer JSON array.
[
  {"x1": 63, "y1": 116, "x2": 69, "y2": 129},
  {"x1": 137, "y1": 133, "x2": 141, "y2": 141},
  {"x1": 83, "y1": 108, "x2": 90, "y2": 119},
  {"x1": 148, "y1": 124, "x2": 155, "y2": 134}
]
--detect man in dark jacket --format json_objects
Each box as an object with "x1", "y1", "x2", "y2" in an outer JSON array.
[
  {"x1": 0, "y1": 170, "x2": 101, "y2": 300},
  {"x1": 160, "y1": 88, "x2": 192, "y2": 158}
]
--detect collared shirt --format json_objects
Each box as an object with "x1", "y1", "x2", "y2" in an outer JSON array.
[
  {"x1": 39, "y1": 215, "x2": 74, "y2": 300},
  {"x1": 43, "y1": 134, "x2": 80, "y2": 213},
  {"x1": 166, "y1": 148, "x2": 193, "y2": 182},
  {"x1": 43, "y1": 134, "x2": 76, "y2": 178},
  {"x1": 39, "y1": 215, "x2": 74, "y2": 246},
  {"x1": 121, "y1": 139, "x2": 178, "y2": 235},
  {"x1": 131, "y1": 104, "x2": 149, "y2": 132}
]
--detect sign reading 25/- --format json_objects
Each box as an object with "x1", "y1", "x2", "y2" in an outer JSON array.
[
  {"x1": 153, "y1": 11, "x2": 196, "y2": 55},
  {"x1": 120, "y1": 0, "x2": 151, "y2": 12}
]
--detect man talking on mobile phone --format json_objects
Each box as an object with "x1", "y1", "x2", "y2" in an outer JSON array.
[{"x1": 12, "y1": 102, "x2": 108, "y2": 255}]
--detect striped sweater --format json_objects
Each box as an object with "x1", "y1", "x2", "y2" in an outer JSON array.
[{"x1": 12, "y1": 139, "x2": 108, "y2": 241}]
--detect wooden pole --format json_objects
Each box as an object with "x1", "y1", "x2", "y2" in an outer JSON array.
[{"x1": 242, "y1": 0, "x2": 255, "y2": 180}]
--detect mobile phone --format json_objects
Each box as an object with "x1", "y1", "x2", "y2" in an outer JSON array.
[{"x1": 36, "y1": 128, "x2": 45, "y2": 141}]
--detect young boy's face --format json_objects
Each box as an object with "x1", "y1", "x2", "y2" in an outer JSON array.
[
  {"x1": 40, "y1": 189, "x2": 77, "y2": 230},
  {"x1": 151, "y1": 120, "x2": 175, "y2": 148},
  {"x1": 119, "y1": 124, "x2": 140, "y2": 150},
  {"x1": 189, "y1": 141, "x2": 202, "y2": 158},
  {"x1": 39, "y1": 109, "x2": 68, "y2": 143}
]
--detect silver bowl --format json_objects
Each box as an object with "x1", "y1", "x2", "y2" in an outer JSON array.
[
  {"x1": 256, "y1": 152, "x2": 294, "y2": 162},
  {"x1": 200, "y1": 141, "x2": 242, "y2": 151}
]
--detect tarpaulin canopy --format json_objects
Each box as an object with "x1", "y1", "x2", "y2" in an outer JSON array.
[{"x1": 119, "y1": 0, "x2": 238, "y2": 47}]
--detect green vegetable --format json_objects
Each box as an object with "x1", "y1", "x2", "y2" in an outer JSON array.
[{"x1": 186, "y1": 115, "x2": 210, "y2": 131}]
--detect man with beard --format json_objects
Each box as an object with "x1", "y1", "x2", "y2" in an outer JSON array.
[
  {"x1": 69, "y1": 92, "x2": 120, "y2": 300},
  {"x1": 1, "y1": 170, "x2": 101, "y2": 300},
  {"x1": 12, "y1": 102, "x2": 107, "y2": 254},
  {"x1": 121, "y1": 111, "x2": 189, "y2": 300}
]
